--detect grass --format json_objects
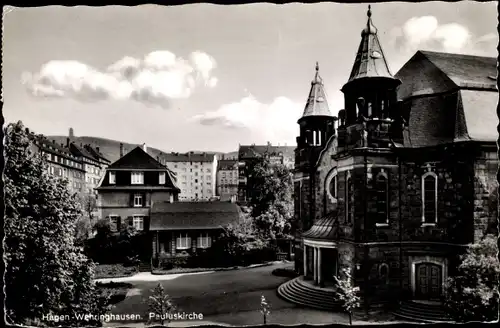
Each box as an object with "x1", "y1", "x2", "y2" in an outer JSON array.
[
  {"x1": 94, "y1": 264, "x2": 138, "y2": 279},
  {"x1": 151, "y1": 261, "x2": 275, "y2": 275},
  {"x1": 271, "y1": 267, "x2": 298, "y2": 278}
]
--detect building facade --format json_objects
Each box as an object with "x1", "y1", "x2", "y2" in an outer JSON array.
[
  {"x1": 96, "y1": 145, "x2": 181, "y2": 232},
  {"x1": 284, "y1": 6, "x2": 498, "y2": 316},
  {"x1": 216, "y1": 159, "x2": 239, "y2": 201},
  {"x1": 238, "y1": 144, "x2": 295, "y2": 202},
  {"x1": 158, "y1": 152, "x2": 218, "y2": 201}
]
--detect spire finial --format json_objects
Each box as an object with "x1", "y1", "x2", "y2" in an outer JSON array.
[
  {"x1": 315, "y1": 61, "x2": 319, "y2": 72},
  {"x1": 367, "y1": 5, "x2": 372, "y2": 18}
]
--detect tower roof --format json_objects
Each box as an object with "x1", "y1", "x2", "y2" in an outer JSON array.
[
  {"x1": 343, "y1": 5, "x2": 399, "y2": 91},
  {"x1": 298, "y1": 62, "x2": 332, "y2": 123}
]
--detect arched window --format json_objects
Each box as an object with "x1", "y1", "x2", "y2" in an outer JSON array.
[
  {"x1": 345, "y1": 172, "x2": 352, "y2": 223},
  {"x1": 422, "y1": 172, "x2": 438, "y2": 224},
  {"x1": 378, "y1": 263, "x2": 389, "y2": 284},
  {"x1": 375, "y1": 172, "x2": 389, "y2": 226},
  {"x1": 326, "y1": 168, "x2": 338, "y2": 204}
]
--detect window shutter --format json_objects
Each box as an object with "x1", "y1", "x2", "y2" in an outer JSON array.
[
  {"x1": 127, "y1": 216, "x2": 133, "y2": 227},
  {"x1": 144, "y1": 216, "x2": 150, "y2": 231},
  {"x1": 117, "y1": 216, "x2": 122, "y2": 231},
  {"x1": 130, "y1": 193, "x2": 134, "y2": 207},
  {"x1": 142, "y1": 193, "x2": 147, "y2": 207}
]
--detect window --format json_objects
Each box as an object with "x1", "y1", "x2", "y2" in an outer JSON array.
[
  {"x1": 345, "y1": 173, "x2": 352, "y2": 223},
  {"x1": 159, "y1": 172, "x2": 166, "y2": 184},
  {"x1": 197, "y1": 233, "x2": 212, "y2": 248},
  {"x1": 422, "y1": 172, "x2": 438, "y2": 224},
  {"x1": 109, "y1": 215, "x2": 119, "y2": 231},
  {"x1": 133, "y1": 194, "x2": 143, "y2": 207},
  {"x1": 131, "y1": 172, "x2": 144, "y2": 184},
  {"x1": 176, "y1": 233, "x2": 191, "y2": 249},
  {"x1": 378, "y1": 263, "x2": 389, "y2": 284},
  {"x1": 375, "y1": 172, "x2": 389, "y2": 226},
  {"x1": 109, "y1": 171, "x2": 116, "y2": 184},
  {"x1": 133, "y1": 215, "x2": 144, "y2": 231}
]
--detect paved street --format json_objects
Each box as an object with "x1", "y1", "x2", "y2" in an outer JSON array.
[{"x1": 104, "y1": 263, "x2": 351, "y2": 326}]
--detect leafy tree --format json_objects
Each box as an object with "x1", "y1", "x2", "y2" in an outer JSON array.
[
  {"x1": 4, "y1": 121, "x2": 108, "y2": 326},
  {"x1": 334, "y1": 268, "x2": 360, "y2": 325},
  {"x1": 147, "y1": 283, "x2": 176, "y2": 326},
  {"x1": 245, "y1": 151, "x2": 294, "y2": 239},
  {"x1": 444, "y1": 234, "x2": 499, "y2": 322}
]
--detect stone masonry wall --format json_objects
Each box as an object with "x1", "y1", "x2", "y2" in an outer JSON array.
[{"x1": 473, "y1": 150, "x2": 498, "y2": 241}]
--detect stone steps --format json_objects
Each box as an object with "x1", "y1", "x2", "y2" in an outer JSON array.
[
  {"x1": 137, "y1": 262, "x2": 151, "y2": 272},
  {"x1": 392, "y1": 300, "x2": 453, "y2": 323},
  {"x1": 277, "y1": 277, "x2": 341, "y2": 311}
]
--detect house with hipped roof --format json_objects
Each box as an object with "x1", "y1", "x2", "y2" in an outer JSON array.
[{"x1": 96, "y1": 145, "x2": 240, "y2": 268}]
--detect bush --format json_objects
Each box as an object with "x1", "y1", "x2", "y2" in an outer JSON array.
[
  {"x1": 94, "y1": 264, "x2": 138, "y2": 279},
  {"x1": 272, "y1": 267, "x2": 298, "y2": 278}
]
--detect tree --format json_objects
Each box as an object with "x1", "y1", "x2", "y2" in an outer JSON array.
[
  {"x1": 444, "y1": 234, "x2": 499, "y2": 322},
  {"x1": 260, "y1": 295, "x2": 271, "y2": 325},
  {"x1": 334, "y1": 268, "x2": 360, "y2": 325},
  {"x1": 147, "y1": 283, "x2": 176, "y2": 326},
  {"x1": 245, "y1": 152, "x2": 294, "y2": 239},
  {"x1": 4, "y1": 121, "x2": 108, "y2": 326}
]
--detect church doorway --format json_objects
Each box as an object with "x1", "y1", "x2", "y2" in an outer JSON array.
[
  {"x1": 415, "y1": 262, "x2": 443, "y2": 300},
  {"x1": 320, "y1": 248, "x2": 338, "y2": 285}
]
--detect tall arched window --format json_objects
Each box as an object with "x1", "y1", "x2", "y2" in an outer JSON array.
[
  {"x1": 375, "y1": 172, "x2": 389, "y2": 225},
  {"x1": 345, "y1": 172, "x2": 352, "y2": 223},
  {"x1": 422, "y1": 172, "x2": 438, "y2": 224}
]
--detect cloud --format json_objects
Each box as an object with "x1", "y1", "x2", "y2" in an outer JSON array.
[
  {"x1": 191, "y1": 95, "x2": 303, "y2": 145},
  {"x1": 392, "y1": 16, "x2": 496, "y2": 61},
  {"x1": 22, "y1": 50, "x2": 218, "y2": 108}
]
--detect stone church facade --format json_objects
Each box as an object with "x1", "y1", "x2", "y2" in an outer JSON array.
[{"x1": 290, "y1": 6, "x2": 498, "y2": 311}]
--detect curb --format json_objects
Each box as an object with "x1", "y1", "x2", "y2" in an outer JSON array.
[{"x1": 150, "y1": 261, "x2": 280, "y2": 276}]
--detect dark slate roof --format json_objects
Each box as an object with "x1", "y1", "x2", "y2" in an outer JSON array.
[
  {"x1": 302, "y1": 211, "x2": 338, "y2": 240},
  {"x1": 150, "y1": 201, "x2": 240, "y2": 230},
  {"x1": 238, "y1": 145, "x2": 295, "y2": 159},
  {"x1": 455, "y1": 89, "x2": 498, "y2": 142},
  {"x1": 108, "y1": 146, "x2": 168, "y2": 170},
  {"x1": 71, "y1": 143, "x2": 98, "y2": 161},
  {"x1": 34, "y1": 136, "x2": 77, "y2": 159},
  {"x1": 419, "y1": 50, "x2": 497, "y2": 89},
  {"x1": 299, "y1": 62, "x2": 332, "y2": 122},
  {"x1": 84, "y1": 145, "x2": 111, "y2": 163},
  {"x1": 343, "y1": 6, "x2": 399, "y2": 89},
  {"x1": 218, "y1": 159, "x2": 238, "y2": 170},
  {"x1": 158, "y1": 151, "x2": 216, "y2": 163}
]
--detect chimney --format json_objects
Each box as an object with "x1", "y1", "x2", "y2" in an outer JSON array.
[
  {"x1": 96, "y1": 146, "x2": 100, "y2": 153},
  {"x1": 66, "y1": 137, "x2": 70, "y2": 147},
  {"x1": 119, "y1": 143, "x2": 124, "y2": 157},
  {"x1": 142, "y1": 143, "x2": 147, "y2": 152},
  {"x1": 69, "y1": 127, "x2": 74, "y2": 138}
]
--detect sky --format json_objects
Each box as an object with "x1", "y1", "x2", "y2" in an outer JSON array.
[{"x1": 3, "y1": 2, "x2": 498, "y2": 153}]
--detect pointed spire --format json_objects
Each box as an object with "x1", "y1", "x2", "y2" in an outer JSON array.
[
  {"x1": 342, "y1": 5, "x2": 400, "y2": 91},
  {"x1": 298, "y1": 62, "x2": 332, "y2": 123}
]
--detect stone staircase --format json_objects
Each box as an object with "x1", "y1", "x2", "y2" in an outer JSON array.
[
  {"x1": 137, "y1": 262, "x2": 151, "y2": 272},
  {"x1": 392, "y1": 300, "x2": 453, "y2": 323},
  {"x1": 277, "y1": 277, "x2": 341, "y2": 311}
]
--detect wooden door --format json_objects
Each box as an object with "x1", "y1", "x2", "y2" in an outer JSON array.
[{"x1": 415, "y1": 263, "x2": 442, "y2": 300}]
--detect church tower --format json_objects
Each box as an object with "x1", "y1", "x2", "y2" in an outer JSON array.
[
  {"x1": 337, "y1": 5, "x2": 402, "y2": 150},
  {"x1": 295, "y1": 63, "x2": 336, "y2": 233}
]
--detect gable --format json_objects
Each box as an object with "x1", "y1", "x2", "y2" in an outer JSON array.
[
  {"x1": 455, "y1": 90, "x2": 498, "y2": 142},
  {"x1": 108, "y1": 146, "x2": 166, "y2": 170}
]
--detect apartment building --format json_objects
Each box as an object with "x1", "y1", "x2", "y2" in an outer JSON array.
[
  {"x1": 157, "y1": 152, "x2": 218, "y2": 201},
  {"x1": 29, "y1": 132, "x2": 86, "y2": 195},
  {"x1": 216, "y1": 159, "x2": 238, "y2": 201}
]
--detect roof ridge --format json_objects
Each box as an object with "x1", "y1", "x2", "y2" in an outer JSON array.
[{"x1": 419, "y1": 50, "x2": 496, "y2": 60}]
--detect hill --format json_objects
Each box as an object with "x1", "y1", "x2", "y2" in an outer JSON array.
[{"x1": 47, "y1": 135, "x2": 234, "y2": 164}]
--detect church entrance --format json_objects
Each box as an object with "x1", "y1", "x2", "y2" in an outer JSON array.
[
  {"x1": 415, "y1": 262, "x2": 443, "y2": 300},
  {"x1": 320, "y1": 248, "x2": 338, "y2": 285}
]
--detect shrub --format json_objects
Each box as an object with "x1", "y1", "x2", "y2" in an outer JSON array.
[{"x1": 272, "y1": 268, "x2": 298, "y2": 278}]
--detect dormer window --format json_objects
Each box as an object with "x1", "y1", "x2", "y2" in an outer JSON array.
[
  {"x1": 131, "y1": 172, "x2": 144, "y2": 184},
  {"x1": 159, "y1": 172, "x2": 166, "y2": 184},
  {"x1": 109, "y1": 171, "x2": 116, "y2": 184}
]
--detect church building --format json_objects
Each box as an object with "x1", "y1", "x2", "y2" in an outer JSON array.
[{"x1": 282, "y1": 6, "x2": 498, "y2": 321}]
